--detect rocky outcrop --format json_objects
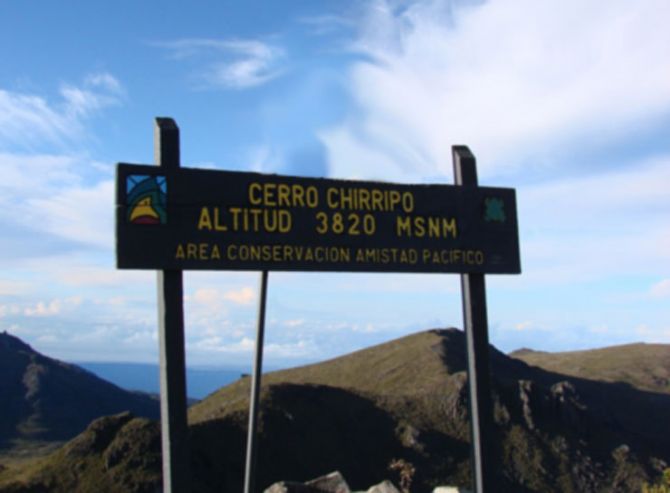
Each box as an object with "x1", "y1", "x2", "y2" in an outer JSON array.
[
  {"x1": 265, "y1": 471, "x2": 351, "y2": 493},
  {"x1": 264, "y1": 472, "x2": 470, "y2": 493}
]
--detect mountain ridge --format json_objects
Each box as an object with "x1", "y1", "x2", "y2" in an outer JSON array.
[
  {"x1": 0, "y1": 331, "x2": 160, "y2": 458},
  {"x1": 510, "y1": 342, "x2": 670, "y2": 395},
  {"x1": 1, "y1": 329, "x2": 669, "y2": 492}
]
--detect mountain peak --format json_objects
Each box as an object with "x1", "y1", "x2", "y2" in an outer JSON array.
[
  {"x1": 0, "y1": 332, "x2": 159, "y2": 451},
  {"x1": 0, "y1": 330, "x2": 34, "y2": 353}
]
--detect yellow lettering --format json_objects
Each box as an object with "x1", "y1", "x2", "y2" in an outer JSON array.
[
  {"x1": 443, "y1": 218, "x2": 457, "y2": 238},
  {"x1": 277, "y1": 184, "x2": 290, "y2": 207},
  {"x1": 414, "y1": 217, "x2": 425, "y2": 237},
  {"x1": 389, "y1": 191, "x2": 401, "y2": 210},
  {"x1": 359, "y1": 189, "x2": 371, "y2": 210},
  {"x1": 306, "y1": 186, "x2": 318, "y2": 207},
  {"x1": 371, "y1": 189, "x2": 383, "y2": 210},
  {"x1": 198, "y1": 207, "x2": 213, "y2": 230},
  {"x1": 229, "y1": 207, "x2": 241, "y2": 230},
  {"x1": 263, "y1": 183, "x2": 277, "y2": 206},
  {"x1": 262, "y1": 245, "x2": 272, "y2": 261},
  {"x1": 279, "y1": 210, "x2": 292, "y2": 233},
  {"x1": 214, "y1": 208, "x2": 227, "y2": 231},
  {"x1": 327, "y1": 188, "x2": 338, "y2": 209},
  {"x1": 292, "y1": 184, "x2": 305, "y2": 207},
  {"x1": 396, "y1": 216, "x2": 412, "y2": 237},
  {"x1": 249, "y1": 209, "x2": 262, "y2": 231},
  {"x1": 402, "y1": 192, "x2": 414, "y2": 213},
  {"x1": 428, "y1": 217, "x2": 440, "y2": 237},
  {"x1": 248, "y1": 183, "x2": 262, "y2": 205},
  {"x1": 227, "y1": 245, "x2": 237, "y2": 260},
  {"x1": 176, "y1": 244, "x2": 185, "y2": 259},
  {"x1": 187, "y1": 243, "x2": 197, "y2": 259},
  {"x1": 199, "y1": 243, "x2": 208, "y2": 260}
]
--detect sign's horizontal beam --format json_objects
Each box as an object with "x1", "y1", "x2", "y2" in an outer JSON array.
[{"x1": 116, "y1": 163, "x2": 521, "y2": 274}]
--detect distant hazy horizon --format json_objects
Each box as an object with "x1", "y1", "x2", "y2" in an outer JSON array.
[{"x1": 77, "y1": 361, "x2": 253, "y2": 400}]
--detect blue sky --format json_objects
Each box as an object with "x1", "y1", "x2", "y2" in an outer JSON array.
[{"x1": 1, "y1": 0, "x2": 669, "y2": 368}]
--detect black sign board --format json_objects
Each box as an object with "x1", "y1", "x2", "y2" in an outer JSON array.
[{"x1": 116, "y1": 163, "x2": 520, "y2": 274}]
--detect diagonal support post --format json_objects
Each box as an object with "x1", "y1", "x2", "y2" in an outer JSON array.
[
  {"x1": 156, "y1": 117, "x2": 190, "y2": 493},
  {"x1": 244, "y1": 270, "x2": 269, "y2": 493},
  {"x1": 452, "y1": 145, "x2": 495, "y2": 493}
]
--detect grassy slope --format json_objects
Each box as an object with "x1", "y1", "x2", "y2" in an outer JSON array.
[
  {"x1": 0, "y1": 332, "x2": 159, "y2": 460},
  {"x1": 189, "y1": 329, "x2": 461, "y2": 421},
  {"x1": 2, "y1": 330, "x2": 670, "y2": 492},
  {"x1": 510, "y1": 343, "x2": 670, "y2": 395},
  {"x1": 188, "y1": 329, "x2": 480, "y2": 443},
  {"x1": 0, "y1": 413, "x2": 161, "y2": 493}
]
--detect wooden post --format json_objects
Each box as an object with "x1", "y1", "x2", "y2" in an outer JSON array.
[
  {"x1": 244, "y1": 270, "x2": 269, "y2": 493},
  {"x1": 452, "y1": 146, "x2": 495, "y2": 493},
  {"x1": 156, "y1": 118, "x2": 190, "y2": 493}
]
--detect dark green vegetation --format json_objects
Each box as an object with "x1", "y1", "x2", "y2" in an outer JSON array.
[
  {"x1": 511, "y1": 343, "x2": 670, "y2": 395},
  {"x1": 1, "y1": 329, "x2": 669, "y2": 492},
  {"x1": 0, "y1": 331, "x2": 159, "y2": 463}
]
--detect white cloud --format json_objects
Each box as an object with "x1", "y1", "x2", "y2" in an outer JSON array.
[
  {"x1": 0, "y1": 304, "x2": 20, "y2": 318},
  {"x1": 0, "y1": 72, "x2": 123, "y2": 149},
  {"x1": 0, "y1": 153, "x2": 80, "y2": 199},
  {"x1": 0, "y1": 150, "x2": 119, "y2": 253},
  {"x1": 156, "y1": 38, "x2": 285, "y2": 89},
  {"x1": 193, "y1": 336, "x2": 256, "y2": 353},
  {"x1": 514, "y1": 321, "x2": 534, "y2": 332},
  {"x1": 183, "y1": 284, "x2": 257, "y2": 341},
  {"x1": 0, "y1": 75, "x2": 124, "y2": 255},
  {"x1": 190, "y1": 335, "x2": 315, "y2": 361},
  {"x1": 298, "y1": 14, "x2": 355, "y2": 36},
  {"x1": 634, "y1": 324, "x2": 670, "y2": 343},
  {"x1": 265, "y1": 339, "x2": 315, "y2": 359},
  {"x1": 0, "y1": 280, "x2": 30, "y2": 296},
  {"x1": 190, "y1": 286, "x2": 255, "y2": 308},
  {"x1": 506, "y1": 156, "x2": 670, "y2": 285},
  {"x1": 26, "y1": 179, "x2": 115, "y2": 249},
  {"x1": 223, "y1": 287, "x2": 255, "y2": 305},
  {"x1": 55, "y1": 265, "x2": 153, "y2": 288},
  {"x1": 650, "y1": 279, "x2": 670, "y2": 299},
  {"x1": 247, "y1": 145, "x2": 285, "y2": 173},
  {"x1": 24, "y1": 296, "x2": 82, "y2": 317},
  {"x1": 0, "y1": 91, "x2": 74, "y2": 148},
  {"x1": 324, "y1": 0, "x2": 670, "y2": 180},
  {"x1": 122, "y1": 330, "x2": 157, "y2": 346}
]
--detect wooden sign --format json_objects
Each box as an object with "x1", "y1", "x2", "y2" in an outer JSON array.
[{"x1": 116, "y1": 163, "x2": 520, "y2": 274}]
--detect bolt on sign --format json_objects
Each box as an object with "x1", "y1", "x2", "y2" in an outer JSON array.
[{"x1": 116, "y1": 164, "x2": 520, "y2": 273}]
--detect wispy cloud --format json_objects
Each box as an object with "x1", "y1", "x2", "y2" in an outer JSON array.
[
  {"x1": 0, "y1": 72, "x2": 124, "y2": 150},
  {"x1": 24, "y1": 296, "x2": 82, "y2": 317},
  {"x1": 510, "y1": 155, "x2": 670, "y2": 285},
  {"x1": 60, "y1": 72, "x2": 124, "y2": 118},
  {"x1": 26, "y1": 179, "x2": 115, "y2": 249},
  {"x1": 0, "y1": 151, "x2": 116, "y2": 252},
  {"x1": 0, "y1": 279, "x2": 30, "y2": 296},
  {"x1": 155, "y1": 38, "x2": 286, "y2": 89},
  {"x1": 650, "y1": 279, "x2": 670, "y2": 299},
  {"x1": 223, "y1": 287, "x2": 255, "y2": 305},
  {"x1": 322, "y1": 0, "x2": 670, "y2": 180},
  {"x1": 189, "y1": 286, "x2": 255, "y2": 309},
  {"x1": 298, "y1": 14, "x2": 356, "y2": 36}
]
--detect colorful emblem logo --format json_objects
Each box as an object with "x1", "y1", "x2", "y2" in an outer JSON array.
[
  {"x1": 484, "y1": 197, "x2": 506, "y2": 223},
  {"x1": 126, "y1": 175, "x2": 167, "y2": 224}
]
